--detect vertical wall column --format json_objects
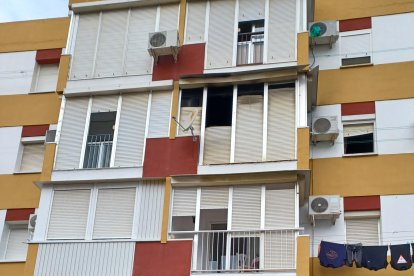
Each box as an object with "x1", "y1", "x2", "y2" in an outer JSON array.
[{"x1": 161, "y1": 177, "x2": 172, "y2": 243}]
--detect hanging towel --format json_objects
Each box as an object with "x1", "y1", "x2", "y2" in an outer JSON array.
[
  {"x1": 390, "y1": 244, "x2": 412, "y2": 271},
  {"x1": 362, "y1": 245, "x2": 388, "y2": 271},
  {"x1": 319, "y1": 241, "x2": 347, "y2": 268},
  {"x1": 345, "y1": 243, "x2": 363, "y2": 268}
]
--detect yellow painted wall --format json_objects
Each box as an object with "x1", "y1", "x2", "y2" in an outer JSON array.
[
  {"x1": 312, "y1": 154, "x2": 414, "y2": 197},
  {"x1": 297, "y1": 32, "x2": 309, "y2": 68},
  {"x1": 297, "y1": 128, "x2": 310, "y2": 170},
  {"x1": 70, "y1": 0, "x2": 101, "y2": 5},
  {"x1": 315, "y1": 0, "x2": 414, "y2": 21},
  {"x1": 317, "y1": 61, "x2": 414, "y2": 105},
  {"x1": 0, "y1": 174, "x2": 40, "y2": 209},
  {"x1": 0, "y1": 18, "x2": 69, "y2": 53},
  {"x1": 297, "y1": 236, "x2": 310, "y2": 276},
  {"x1": 161, "y1": 177, "x2": 172, "y2": 243},
  {"x1": 0, "y1": 262, "x2": 25, "y2": 276},
  {"x1": 23, "y1": 244, "x2": 39, "y2": 276},
  {"x1": 0, "y1": 93, "x2": 61, "y2": 127},
  {"x1": 57, "y1": 55, "x2": 71, "y2": 94}
]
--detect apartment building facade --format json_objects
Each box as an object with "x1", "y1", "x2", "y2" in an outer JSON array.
[
  {"x1": 306, "y1": 1, "x2": 414, "y2": 276},
  {"x1": 0, "y1": 18, "x2": 69, "y2": 276}
]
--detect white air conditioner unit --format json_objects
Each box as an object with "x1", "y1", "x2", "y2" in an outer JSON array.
[
  {"x1": 309, "y1": 195, "x2": 341, "y2": 224},
  {"x1": 309, "y1": 21, "x2": 339, "y2": 47},
  {"x1": 311, "y1": 116, "x2": 339, "y2": 144},
  {"x1": 148, "y1": 30, "x2": 180, "y2": 63},
  {"x1": 28, "y1": 214, "x2": 37, "y2": 231}
]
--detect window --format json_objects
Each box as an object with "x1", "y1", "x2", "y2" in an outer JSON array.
[
  {"x1": 31, "y1": 64, "x2": 59, "y2": 93},
  {"x1": 346, "y1": 216, "x2": 380, "y2": 245},
  {"x1": 83, "y1": 112, "x2": 116, "y2": 168},
  {"x1": 237, "y1": 20, "x2": 264, "y2": 65},
  {"x1": 170, "y1": 188, "x2": 197, "y2": 239},
  {"x1": 340, "y1": 31, "x2": 372, "y2": 67},
  {"x1": 0, "y1": 223, "x2": 28, "y2": 261},
  {"x1": 18, "y1": 141, "x2": 45, "y2": 173},
  {"x1": 343, "y1": 122, "x2": 375, "y2": 155},
  {"x1": 178, "y1": 88, "x2": 203, "y2": 137}
]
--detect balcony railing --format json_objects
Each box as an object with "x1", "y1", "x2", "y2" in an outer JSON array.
[
  {"x1": 171, "y1": 228, "x2": 300, "y2": 273},
  {"x1": 83, "y1": 134, "x2": 113, "y2": 169},
  {"x1": 237, "y1": 32, "x2": 264, "y2": 65}
]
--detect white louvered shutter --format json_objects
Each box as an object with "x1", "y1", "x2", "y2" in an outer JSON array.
[
  {"x1": 268, "y1": 0, "x2": 296, "y2": 63},
  {"x1": 172, "y1": 188, "x2": 197, "y2": 217},
  {"x1": 207, "y1": 0, "x2": 235, "y2": 69},
  {"x1": 185, "y1": 0, "x2": 206, "y2": 43},
  {"x1": 264, "y1": 229, "x2": 295, "y2": 269},
  {"x1": 265, "y1": 188, "x2": 295, "y2": 228},
  {"x1": 35, "y1": 64, "x2": 59, "y2": 92},
  {"x1": 159, "y1": 4, "x2": 179, "y2": 31},
  {"x1": 178, "y1": 107, "x2": 202, "y2": 136},
  {"x1": 48, "y1": 189, "x2": 91, "y2": 239},
  {"x1": 71, "y1": 13, "x2": 100, "y2": 79},
  {"x1": 234, "y1": 95, "x2": 263, "y2": 163},
  {"x1": 55, "y1": 97, "x2": 89, "y2": 170},
  {"x1": 341, "y1": 33, "x2": 371, "y2": 59},
  {"x1": 125, "y1": 7, "x2": 156, "y2": 75},
  {"x1": 201, "y1": 187, "x2": 229, "y2": 209},
  {"x1": 238, "y1": 0, "x2": 265, "y2": 21},
  {"x1": 20, "y1": 143, "x2": 44, "y2": 172},
  {"x1": 203, "y1": 126, "x2": 232, "y2": 164},
  {"x1": 148, "y1": 91, "x2": 172, "y2": 138},
  {"x1": 5, "y1": 228, "x2": 28, "y2": 260},
  {"x1": 232, "y1": 186, "x2": 261, "y2": 230},
  {"x1": 267, "y1": 88, "x2": 295, "y2": 161},
  {"x1": 346, "y1": 218, "x2": 379, "y2": 245},
  {"x1": 115, "y1": 93, "x2": 149, "y2": 167},
  {"x1": 94, "y1": 10, "x2": 128, "y2": 78},
  {"x1": 93, "y1": 188, "x2": 136, "y2": 239},
  {"x1": 91, "y1": 95, "x2": 119, "y2": 113}
]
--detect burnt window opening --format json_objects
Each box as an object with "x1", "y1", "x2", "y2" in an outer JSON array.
[
  {"x1": 237, "y1": 20, "x2": 264, "y2": 65},
  {"x1": 205, "y1": 86, "x2": 233, "y2": 127},
  {"x1": 83, "y1": 112, "x2": 116, "y2": 168},
  {"x1": 178, "y1": 88, "x2": 204, "y2": 136},
  {"x1": 181, "y1": 88, "x2": 203, "y2": 107},
  {"x1": 343, "y1": 123, "x2": 374, "y2": 155},
  {"x1": 238, "y1": 83, "x2": 264, "y2": 97}
]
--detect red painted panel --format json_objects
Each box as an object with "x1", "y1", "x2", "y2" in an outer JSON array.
[
  {"x1": 133, "y1": 241, "x2": 192, "y2": 276},
  {"x1": 339, "y1": 17, "x2": 372, "y2": 32},
  {"x1": 36, "y1": 48, "x2": 62, "y2": 64},
  {"x1": 22, "y1": 125, "x2": 49, "y2": 137},
  {"x1": 6, "y1": 208, "x2": 35, "y2": 221},
  {"x1": 152, "y1": 43, "x2": 205, "y2": 81},
  {"x1": 344, "y1": 196, "x2": 381, "y2": 212},
  {"x1": 341, "y1": 102, "x2": 375, "y2": 116},
  {"x1": 143, "y1": 136, "x2": 199, "y2": 178}
]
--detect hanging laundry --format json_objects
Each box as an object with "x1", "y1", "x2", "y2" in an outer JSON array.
[
  {"x1": 390, "y1": 244, "x2": 412, "y2": 271},
  {"x1": 319, "y1": 241, "x2": 347, "y2": 268},
  {"x1": 345, "y1": 243, "x2": 363, "y2": 268},
  {"x1": 361, "y1": 245, "x2": 388, "y2": 271}
]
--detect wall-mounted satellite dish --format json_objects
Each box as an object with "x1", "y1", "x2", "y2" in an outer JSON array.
[{"x1": 172, "y1": 108, "x2": 199, "y2": 141}]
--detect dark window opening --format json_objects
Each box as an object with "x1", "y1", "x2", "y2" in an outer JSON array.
[
  {"x1": 344, "y1": 133, "x2": 374, "y2": 154},
  {"x1": 206, "y1": 86, "x2": 233, "y2": 127},
  {"x1": 268, "y1": 82, "x2": 295, "y2": 90},
  {"x1": 181, "y1": 88, "x2": 203, "y2": 107},
  {"x1": 237, "y1": 20, "x2": 264, "y2": 65},
  {"x1": 83, "y1": 112, "x2": 116, "y2": 168},
  {"x1": 238, "y1": 83, "x2": 264, "y2": 96},
  {"x1": 341, "y1": 56, "x2": 371, "y2": 67}
]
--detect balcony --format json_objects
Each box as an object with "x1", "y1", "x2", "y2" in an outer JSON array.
[
  {"x1": 83, "y1": 134, "x2": 113, "y2": 169},
  {"x1": 174, "y1": 228, "x2": 301, "y2": 274}
]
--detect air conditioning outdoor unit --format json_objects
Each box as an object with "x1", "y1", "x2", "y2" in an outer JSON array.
[
  {"x1": 28, "y1": 214, "x2": 37, "y2": 231},
  {"x1": 148, "y1": 30, "x2": 180, "y2": 63},
  {"x1": 309, "y1": 195, "x2": 341, "y2": 225},
  {"x1": 45, "y1": 129, "x2": 56, "y2": 144},
  {"x1": 309, "y1": 21, "x2": 339, "y2": 47},
  {"x1": 311, "y1": 116, "x2": 339, "y2": 144}
]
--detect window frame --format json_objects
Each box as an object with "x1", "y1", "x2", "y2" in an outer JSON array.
[
  {"x1": 15, "y1": 136, "x2": 45, "y2": 173},
  {"x1": 0, "y1": 221, "x2": 29, "y2": 262},
  {"x1": 344, "y1": 211, "x2": 381, "y2": 245},
  {"x1": 339, "y1": 29, "x2": 373, "y2": 68},
  {"x1": 342, "y1": 120, "x2": 377, "y2": 157},
  {"x1": 30, "y1": 63, "x2": 59, "y2": 94}
]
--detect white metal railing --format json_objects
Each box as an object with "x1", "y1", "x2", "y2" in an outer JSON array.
[
  {"x1": 237, "y1": 33, "x2": 264, "y2": 65},
  {"x1": 83, "y1": 134, "x2": 113, "y2": 168},
  {"x1": 170, "y1": 228, "x2": 301, "y2": 273}
]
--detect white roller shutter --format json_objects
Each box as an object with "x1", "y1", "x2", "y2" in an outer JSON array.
[
  {"x1": 267, "y1": 88, "x2": 295, "y2": 161},
  {"x1": 48, "y1": 189, "x2": 91, "y2": 239},
  {"x1": 268, "y1": 0, "x2": 296, "y2": 63},
  {"x1": 201, "y1": 187, "x2": 229, "y2": 209},
  {"x1": 264, "y1": 230, "x2": 296, "y2": 269},
  {"x1": 238, "y1": 0, "x2": 265, "y2": 21},
  {"x1": 346, "y1": 218, "x2": 379, "y2": 245},
  {"x1": 94, "y1": 10, "x2": 128, "y2": 78},
  {"x1": 203, "y1": 126, "x2": 232, "y2": 164},
  {"x1": 185, "y1": 0, "x2": 206, "y2": 43},
  {"x1": 234, "y1": 95, "x2": 263, "y2": 163},
  {"x1": 115, "y1": 93, "x2": 149, "y2": 167},
  {"x1": 93, "y1": 188, "x2": 136, "y2": 239},
  {"x1": 91, "y1": 95, "x2": 119, "y2": 113},
  {"x1": 206, "y1": 0, "x2": 235, "y2": 69},
  {"x1": 159, "y1": 4, "x2": 179, "y2": 31},
  {"x1": 341, "y1": 33, "x2": 371, "y2": 59},
  {"x1": 125, "y1": 7, "x2": 156, "y2": 75},
  {"x1": 148, "y1": 91, "x2": 172, "y2": 138},
  {"x1": 55, "y1": 97, "x2": 89, "y2": 170},
  {"x1": 5, "y1": 228, "x2": 28, "y2": 260},
  {"x1": 265, "y1": 188, "x2": 295, "y2": 228},
  {"x1": 19, "y1": 143, "x2": 44, "y2": 172},
  {"x1": 71, "y1": 13, "x2": 100, "y2": 79},
  {"x1": 172, "y1": 188, "x2": 197, "y2": 217},
  {"x1": 178, "y1": 107, "x2": 202, "y2": 136},
  {"x1": 343, "y1": 123, "x2": 374, "y2": 137},
  {"x1": 232, "y1": 186, "x2": 261, "y2": 230},
  {"x1": 34, "y1": 64, "x2": 59, "y2": 92}
]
